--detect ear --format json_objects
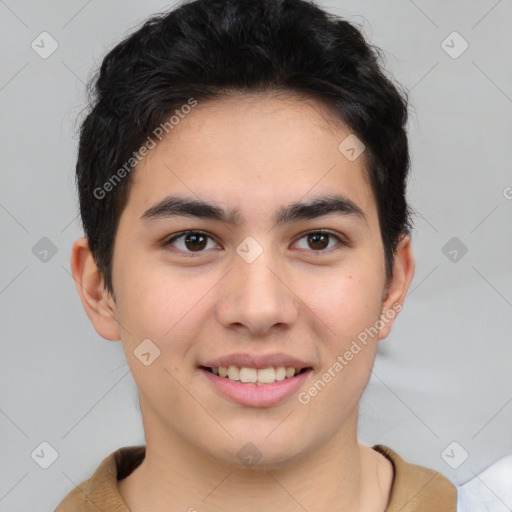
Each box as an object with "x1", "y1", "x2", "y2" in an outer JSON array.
[
  {"x1": 378, "y1": 234, "x2": 415, "y2": 341},
  {"x1": 70, "y1": 237, "x2": 121, "y2": 341}
]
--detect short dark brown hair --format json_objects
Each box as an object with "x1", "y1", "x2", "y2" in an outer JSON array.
[{"x1": 75, "y1": 0, "x2": 414, "y2": 297}]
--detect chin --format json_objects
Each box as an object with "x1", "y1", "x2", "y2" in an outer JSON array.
[{"x1": 204, "y1": 434, "x2": 311, "y2": 472}]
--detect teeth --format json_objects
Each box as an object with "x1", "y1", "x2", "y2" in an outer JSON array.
[
  {"x1": 275, "y1": 367, "x2": 287, "y2": 381},
  {"x1": 239, "y1": 367, "x2": 257, "y2": 383},
  {"x1": 227, "y1": 366, "x2": 240, "y2": 381},
  {"x1": 211, "y1": 366, "x2": 305, "y2": 384},
  {"x1": 256, "y1": 367, "x2": 275, "y2": 383}
]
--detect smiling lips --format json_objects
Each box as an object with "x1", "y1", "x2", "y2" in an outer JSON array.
[
  {"x1": 203, "y1": 365, "x2": 308, "y2": 384},
  {"x1": 200, "y1": 352, "x2": 312, "y2": 385},
  {"x1": 201, "y1": 352, "x2": 312, "y2": 371},
  {"x1": 198, "y1": 352, "x2": 313, "y2": 407}
]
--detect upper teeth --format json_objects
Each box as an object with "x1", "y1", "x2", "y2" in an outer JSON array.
[{"x1": 212, "y1": 366, "x2": 301, "y2": 384}]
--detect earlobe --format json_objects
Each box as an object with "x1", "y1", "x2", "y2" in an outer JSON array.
[
  {"x1": 70, "y1": 237, "x2": 121, "y2": 341},
  {"x1": 378, "y1": 234, "x2": 415, "y2": 341}
]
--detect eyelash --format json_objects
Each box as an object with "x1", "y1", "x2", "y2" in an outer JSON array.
[{"x1": 162, "y1": 229, "x2": 347, "y2": 257}]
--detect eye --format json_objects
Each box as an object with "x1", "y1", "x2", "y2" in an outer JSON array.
[
  {"x1": 294, "y1": 230, "x2": 346, "y2": 253},
  {"x1": 163, "y1": 230, "x2": 220, "y2": 256},
  {"x1": 163, "y1": 229, "x2": 346, "y2": 257}
]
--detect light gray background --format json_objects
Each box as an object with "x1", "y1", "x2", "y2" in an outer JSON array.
[{"x1": 1, "y1": 1, "x2": 511, "y2": 510}]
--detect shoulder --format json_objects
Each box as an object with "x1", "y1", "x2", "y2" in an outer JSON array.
[
  {"x1": 54, "y1": 445, "x2": 145, "y2": 512},
  {"x1": 54, "y1": 480, "x2": 89, "y2": 512},
  {"x1": 372, "y1": 444, "x2": 457, "y2": 512}
]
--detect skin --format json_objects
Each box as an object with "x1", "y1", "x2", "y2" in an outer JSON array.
[{"x1": 71, "y1": 91, "x2": 415, "y2": 512}]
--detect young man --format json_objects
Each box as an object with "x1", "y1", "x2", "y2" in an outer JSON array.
[{"x1": 56, "y1": 0, "x2": 457, "y2": 510}]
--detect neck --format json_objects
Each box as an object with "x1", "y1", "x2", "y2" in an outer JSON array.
[{"x1": 118, "y1": 406, "x2": 391, "y2": 512}]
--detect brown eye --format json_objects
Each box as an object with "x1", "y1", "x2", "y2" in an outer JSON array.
[
  {"x1": 307, "y1": 232, "x2": 329, "y2": 250},
  {"x1": 294, "y1": 230, "x2": 345, "y2": 252},
  {"x1": 164, "y1": 230, "x2": 218, "y2": 256},
  {"x1": 182, "y1": 232, "x2": 208, "y2": 251}
]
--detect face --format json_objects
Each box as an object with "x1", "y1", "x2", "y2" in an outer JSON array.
[{"x1": 74, "y1": 92, "x2": 414, "y2": 469}]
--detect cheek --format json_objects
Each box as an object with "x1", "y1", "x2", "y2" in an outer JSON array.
[
  {"x1": 117, "y1": 260, "x2": 192, "y2": 336},
  {"x1": 116, "y1": 264, "x2": 212, "y2": 376},
  {"x1": 307, "y1": 264, "x2": 383, "y2": 341},
  {"x1": 115, "y1": 267, "x2": 200, "y2": 395},
  {"x1": 299, "y1": 271, "x2": 382, "y2": 422}
]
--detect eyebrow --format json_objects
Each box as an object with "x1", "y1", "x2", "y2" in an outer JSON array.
[{"x1": 140, "y1": 193, "x2": 367, "y2": 227}]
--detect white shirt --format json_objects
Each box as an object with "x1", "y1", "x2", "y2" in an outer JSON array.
[{"x1": 456, "y1": 453, "x2": 512, "y2": 511}]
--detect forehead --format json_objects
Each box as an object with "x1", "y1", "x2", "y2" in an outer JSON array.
[{"x1": 125, "y1": 92, "x2": 377, "y2": 227}]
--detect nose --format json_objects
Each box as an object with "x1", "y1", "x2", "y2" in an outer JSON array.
[{"x1": 215, "y1": 250, "x2": 299, "y2": 337}]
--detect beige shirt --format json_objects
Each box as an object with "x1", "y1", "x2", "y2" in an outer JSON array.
[{"x1": 54, "y1": 444, "x2": 457, "y2": 511}]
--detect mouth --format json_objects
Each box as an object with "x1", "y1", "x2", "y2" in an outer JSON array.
[
  {"x1": 197, "y1": 352, "x2": 314, "y2": 407},
  {"x1": 198, "y1": 364, "x2": 313, "y2": 407},
  {"x1": 199, "y1": 365, "x2": 313, "y2": 385}
]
